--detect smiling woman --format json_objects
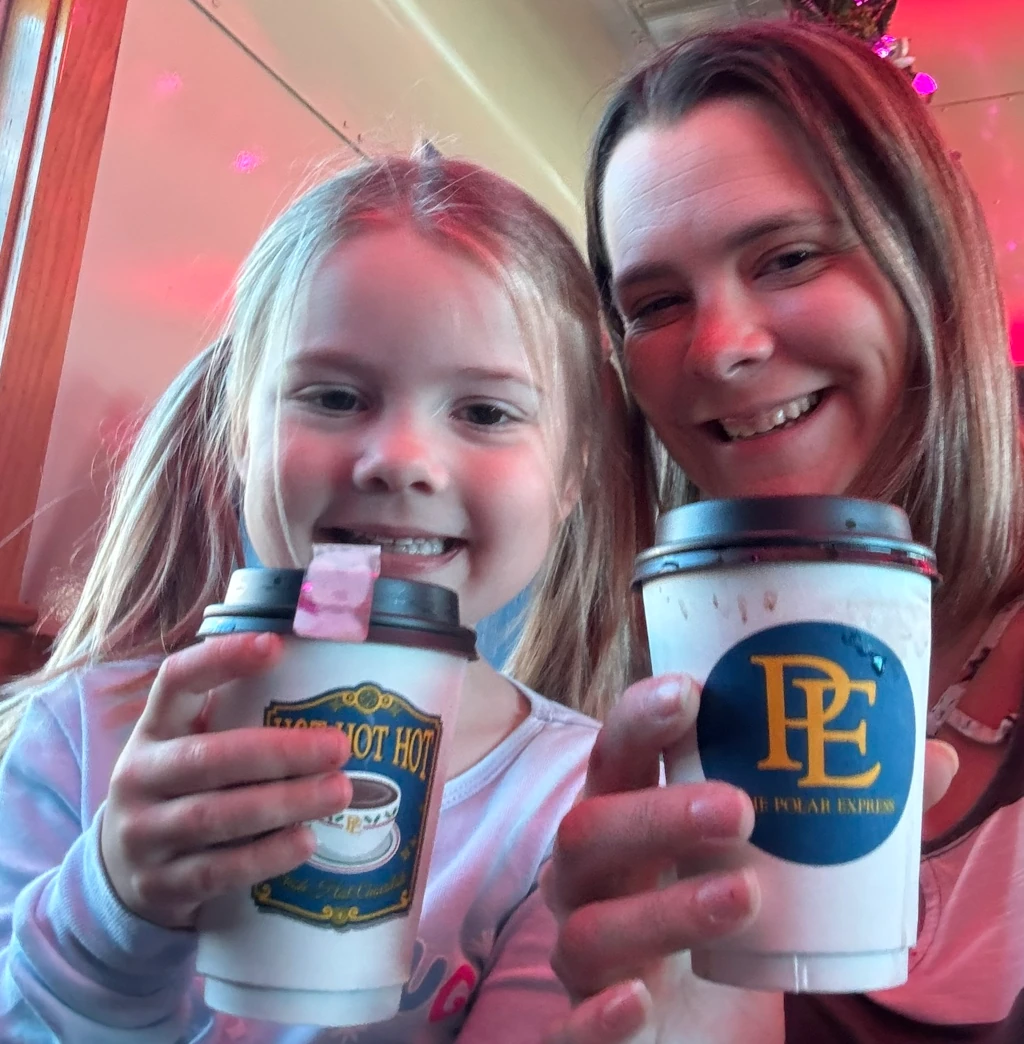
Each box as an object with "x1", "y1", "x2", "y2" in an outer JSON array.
[
  {"x1": 601, "y1": 97, "x2": 910, "y2": 501},
  {"x1": 587, "y1": 24, "x2": 1023, "y2": 645},
  {"x1": 544, "y1": 19, "x2": 1024, "y2": 1044}
]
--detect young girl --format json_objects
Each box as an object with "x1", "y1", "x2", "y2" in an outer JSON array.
[
  {"x1": 0, "y1": 150, "x2": 637, "y2": 1042},
  {"x1": 545, "y1": 21, "x2": 1024, "y2": 1044}
]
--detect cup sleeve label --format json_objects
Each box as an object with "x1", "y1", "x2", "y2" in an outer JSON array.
[
  {"x1": 697, "y1": 622, "x2": 916, "y2": 866},
  {"x1": 253, "y1": 683, "x2": 442, "y2": 930}
]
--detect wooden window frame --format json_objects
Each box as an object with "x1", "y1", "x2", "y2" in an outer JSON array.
[{"x1": 0, "y1": 0, "x2": 128, "y2": 636}]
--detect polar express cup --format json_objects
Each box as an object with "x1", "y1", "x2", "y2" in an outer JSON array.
[
  {"x1": 194, "y1": 565, "x2": 475, "y2": 1026},
  {"x1": 634, "y1": 496, "x2": 938, "y2": 993}
]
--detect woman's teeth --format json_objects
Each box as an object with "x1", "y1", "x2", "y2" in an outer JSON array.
[
  {"x1": 337, "y1": 532, "x2": 449, "y2": 556},
  {"x1": 719, "y1": 392, "x2": 822, "y2": 441}
]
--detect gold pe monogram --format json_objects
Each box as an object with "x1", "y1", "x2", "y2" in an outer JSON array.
[{"x1": 752, "y1": 655, "x2": 880, "y2": 788}]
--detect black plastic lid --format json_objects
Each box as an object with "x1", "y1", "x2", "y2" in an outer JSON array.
[
  {"x1": 634, "y1": 496, "x2": 939, "y2": 584},
  {"x1": 198, "y1": 568, "x2": 477, "y2": 659}
]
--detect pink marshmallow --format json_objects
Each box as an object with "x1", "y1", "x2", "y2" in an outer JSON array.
[{"x1": 293, "y1": 544, "x2": 381, "y2": 642}]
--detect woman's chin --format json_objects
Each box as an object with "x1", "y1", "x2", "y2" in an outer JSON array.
[{"x1": 697, "y1": 470, "x2": 857, "y2": 500}]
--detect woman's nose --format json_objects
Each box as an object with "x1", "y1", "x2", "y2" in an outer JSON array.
[{"x1": 685, "y1": 291, "x2": 774, "y2": 381}]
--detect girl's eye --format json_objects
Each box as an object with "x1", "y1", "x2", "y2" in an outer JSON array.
[
  {"x1": 309, "y1": 387, "x2": 363, "y2": 413},
  {"x1": 458, "y1": 402, "x2": 515, "y2": 427}
]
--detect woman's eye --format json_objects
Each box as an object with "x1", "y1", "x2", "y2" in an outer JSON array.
[
  {"x1": 763, "y1": 249, "x2": 820, "y2": 274},
  {"x1": 633, "y1": 294, "x2": 684, "y2": 319},
  {"x1": 459, "y1": 402, "x2": 514, "y2": 427},
  {"x1": 776, "y1": 250, "x2": 812, "y2": 269},
  {"x1": 623, "y1": 294, "x2": 690, "y2": 333}
]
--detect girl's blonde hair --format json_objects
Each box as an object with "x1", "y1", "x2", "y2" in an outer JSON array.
[
  {"x1": 0, "y1": 152, "x2": 639, "y2": 753},
  {"x1": 586, "y1": 21, "x2": 1024, "y2": 641}
]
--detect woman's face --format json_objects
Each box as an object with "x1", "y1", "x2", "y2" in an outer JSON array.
[{"x1": 601, "y1": 97, "x2": 910, "y2": 498}]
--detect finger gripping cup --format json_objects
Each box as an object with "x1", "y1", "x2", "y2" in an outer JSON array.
[
  {"x1": 194, "y1": 568, "x2": 476, "y2": 1026},
  {"x1": 634, "y1": 496, "x2": 938, "y2": 994}
]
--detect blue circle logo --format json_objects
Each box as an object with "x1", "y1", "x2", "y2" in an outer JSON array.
[{"x1": 698, "y1": 622, "x2": 915, "y2": 866}]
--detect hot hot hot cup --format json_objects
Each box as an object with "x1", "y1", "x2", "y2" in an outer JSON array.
[{"x1": 194, "y1": 565, "x2": 476, "y2": 1026}]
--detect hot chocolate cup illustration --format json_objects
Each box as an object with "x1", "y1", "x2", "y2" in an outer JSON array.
[{"x1": 312, "y1": 771, "x2": 402, "y2": 865}]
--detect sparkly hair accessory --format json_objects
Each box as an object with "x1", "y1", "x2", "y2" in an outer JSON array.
[{"x1": 785, "y1": 0, "x2": 938, "y2": 100}]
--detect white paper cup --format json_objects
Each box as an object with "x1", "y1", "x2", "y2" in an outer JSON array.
[
  {"x1": 194, "y1": 569, "x2": 475, "y2": 1026},
  {"x1": 635, "y1": 497, "x2": 938, "y2": 994}
]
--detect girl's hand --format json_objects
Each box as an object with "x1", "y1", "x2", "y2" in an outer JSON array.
[
  {"x1": 542, "y1": 674, "x2": 960, "y2": 1044},
  {"x1": 100, "y1": 633, "x2": 352, "y2": 929}
]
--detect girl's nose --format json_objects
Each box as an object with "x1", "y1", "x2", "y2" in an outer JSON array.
[{"x1": 351, "y1": 418, "x2": 450, "y2": 495}]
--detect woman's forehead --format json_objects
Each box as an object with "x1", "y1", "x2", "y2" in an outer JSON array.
[{"x1": 601, "y1": 98, "x2": 839, "y2": 272}]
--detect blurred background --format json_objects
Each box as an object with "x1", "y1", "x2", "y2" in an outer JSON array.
[{"x1": 0, "y1": 0, "x2": 1021, "y2": 660}]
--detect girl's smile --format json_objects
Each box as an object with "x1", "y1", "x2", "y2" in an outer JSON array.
[{"x1": 315, "y1": 525, "x2": 467, "y2": 578}]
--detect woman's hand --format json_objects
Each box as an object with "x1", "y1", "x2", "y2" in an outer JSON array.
[
  {"x1": 100, "y1": 633, "x2": 353, "y2": 929},
  {"x1": 546, "y1": 674, "x2": 759, "y2": 1000},
  {"x1": 543, "y1": 674, "x2": 959, "y2": 1044}
]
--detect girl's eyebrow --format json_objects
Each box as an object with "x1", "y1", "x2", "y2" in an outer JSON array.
[
  {"x1": 286, "y1": 350, "x2": 544, "y2": 394},
  {"x1": 458, "y1": 366, "x2": 544, "y2": 394},
  {"x1": 285, "y1": 346, "x2": 375, "y2": 375}
]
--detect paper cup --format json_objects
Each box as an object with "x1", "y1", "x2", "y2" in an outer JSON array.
[
  {"x1": 194, "y1": 568, "x2": 476, "y2": 1026},
  {"x1": 634, "y1": 497, "x2": 938, "y2": 994}
]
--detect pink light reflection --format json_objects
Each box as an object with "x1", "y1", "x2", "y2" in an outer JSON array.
[
  {"x1": 912, "y1": 73, "x2": 938, "y2": 97},
  {"x1": 233, "y1": 149, "x2": 264, "y2": 174},
  {"x1": 1011, "y1": 316, "x2": 1024, "y2": 365},
  {"x1": 155, "y1": 72, "x2": 183, "y2": 97}
]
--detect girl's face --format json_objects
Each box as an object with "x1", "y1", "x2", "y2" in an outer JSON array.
[
  {"x1": 601, "y1": 97, "x2": 910, "y2": 498},
  {"x1": 241, "y1": 226, "x2": 574, "y2": 626}
]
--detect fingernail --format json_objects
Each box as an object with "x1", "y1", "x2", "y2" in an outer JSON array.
[
  {"x1": 320, "y1": 770, "x2": 350, "y2": 803},
  {"x1": 694, "y1": 871, "x2": 754, "y2": 928},
  {"x1": 935, "y1": 740, "x2": 960, "y2": 776},
  {"x1": 599, "y1": 979, "x2": 648, "y2": 1035},
  {"x1": 253, "y1": 632, "x2": 275, "y2": 654},
  {"x1": 650, "y1": 675, "x2": 696, "y2": 721},
  {"x1": 689, "y1": 794, "x2": 745, "y2": 840},
  {"x1": 323, "y1": 731, "x2": 349, "y2": 765}
]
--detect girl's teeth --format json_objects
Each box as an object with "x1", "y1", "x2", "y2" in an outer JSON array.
[
  {"x1": 341, "y1": 533, "x2": 448, "y2": 556},
  {"x1": 720, "y1": 392, "x2": 820, "y2": 441}
]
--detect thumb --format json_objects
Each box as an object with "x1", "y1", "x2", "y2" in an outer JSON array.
[
  {"x1": 138, "y1": 632, "x2": 282, "y2": 741},
  {"x1": 923, "y1": 739, "x2": 959, "y2": 811},
  {"x1": 583, "y1": 675, "x2": 699, "y2": 799}
]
